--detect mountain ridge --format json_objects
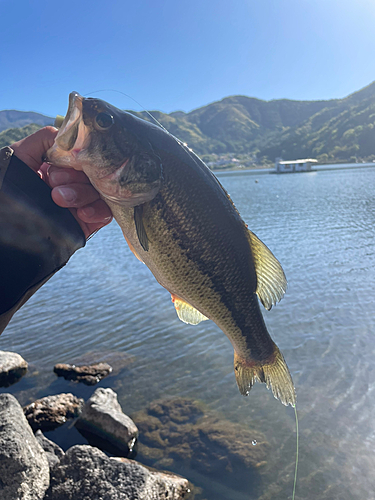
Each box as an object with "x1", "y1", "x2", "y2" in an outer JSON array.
[
  {"x1": 0, "y1": 110, "x2": 53, "y2": 133},
  {"x1": 2, "y1": 81, "x2": 375, "y2": 164}
]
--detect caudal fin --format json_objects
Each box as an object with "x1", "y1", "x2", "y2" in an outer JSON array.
[{"x1": 234, "y1": 345, "x2": 296, "y2": 406}]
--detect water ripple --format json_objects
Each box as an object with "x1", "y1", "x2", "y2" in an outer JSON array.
[{"x1": 3, "y1": 167, "x2": 375, "y2": 499}]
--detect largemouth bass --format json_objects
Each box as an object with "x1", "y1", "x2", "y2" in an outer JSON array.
[{"x1": 47, "y1": 92, "x2": 296, "y2": 406}]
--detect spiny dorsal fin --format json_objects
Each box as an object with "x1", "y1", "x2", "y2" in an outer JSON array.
[
  {"x1": 134, "y1": 204, "x2": 149, "y2": 252},
  {"x1": 247, "y1": 230, "x2": 287, "y2": 310},
  {"x1": 171, "y1": 295, "x2": 209, "y2": 325}
]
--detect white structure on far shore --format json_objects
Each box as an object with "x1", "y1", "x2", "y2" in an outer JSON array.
[{"x1": 275, "y1": 157, "x2": 317, "y2": 173}]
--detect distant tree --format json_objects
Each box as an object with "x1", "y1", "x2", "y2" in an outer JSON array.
[{"x1": 317, "y1": 153, "x2": 329, "y2": 164}]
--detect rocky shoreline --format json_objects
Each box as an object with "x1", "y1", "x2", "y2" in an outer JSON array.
[{"x1": 0, "y1": 350, "x2": 269, "y2": 500}]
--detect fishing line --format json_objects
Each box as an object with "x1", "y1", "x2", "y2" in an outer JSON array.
[
  {"x1": 292, "y1": 403, "x2": 299, "y2": 500},
  {"x1": 84, "y1": 89, "x2": 171, "y2": 134},
  {"x1": 83, "y1": 87, "x2": 299, "y2": 499}
]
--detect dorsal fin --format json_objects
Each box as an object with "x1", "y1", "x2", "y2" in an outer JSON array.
[
  {"x1": 171, "y1": 295, "x2": 209, "y2": 325},
  {"x1": 247, "y1": 230, "x2": 287, "y2": 310}
]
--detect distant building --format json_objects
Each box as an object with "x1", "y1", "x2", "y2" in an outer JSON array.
[{"x1": 275, "y1": 157, "x2": 317, "y2": 173}]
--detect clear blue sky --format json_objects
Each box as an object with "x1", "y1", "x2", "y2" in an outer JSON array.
[{"x1": 1, "y1": 0, "x2": 375, "y2": 117}]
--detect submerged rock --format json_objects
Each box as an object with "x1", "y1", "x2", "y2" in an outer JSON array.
[
  {"x1": 0, "y1": 393, "x2": 49, "y2": 500},
  {"x1": 44, "y1": 445, "x2": 193, "y2": 500},
  {"x1": 67, "y1": 350, "x2": 134, "y2": 374},
  {"x1": 35, "y1": 430, "x2": 65, "y2": 469},
  {"x1": 75, "y1": 387, "x2": 138, "y2": 455},
  {"x1": 0, "y1": 350, "x2": 28, "y2": 387},
  {"x1": 53, "y1": 361, "x2": 112, "y2": 385},
  {"x1": 24, "y1": 393, "x2": 84, "y2": 431},
  {"x1": 132, "y1": 398, "x2": 269, "y2": 488}
]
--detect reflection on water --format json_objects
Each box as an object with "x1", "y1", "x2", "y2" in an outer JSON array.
[{"x1": 2, "y1": 167, "x2": 375, "y2": 499}]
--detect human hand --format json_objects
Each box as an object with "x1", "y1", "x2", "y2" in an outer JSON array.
[{"x1": 10, "y1": 127, "x2": 112, "y2": 238}]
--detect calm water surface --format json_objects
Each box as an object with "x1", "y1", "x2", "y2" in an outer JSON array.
[{"x1": 2, "y1": 167, "x2": 375, "y2": 499}]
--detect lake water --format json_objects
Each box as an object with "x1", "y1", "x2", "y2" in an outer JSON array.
[{"x1": 2, "y1": 166, "x2": 375, "y2": 499}]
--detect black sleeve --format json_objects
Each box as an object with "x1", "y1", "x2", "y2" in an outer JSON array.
[{"x1": 0, "y1": 151, "x2": 86, "y2": 334}]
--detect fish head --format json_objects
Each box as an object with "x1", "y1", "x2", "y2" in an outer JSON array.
[{"x1": 46, "y1": 92, "x2": 163, "y2": 207}]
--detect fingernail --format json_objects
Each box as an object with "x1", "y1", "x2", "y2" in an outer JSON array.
[
  {"x1": 55, "y1": 187, "x2": 76, "y2": 203},
  {"x1": 81, "y1": 206, "x2": 96, "y2": 218}
]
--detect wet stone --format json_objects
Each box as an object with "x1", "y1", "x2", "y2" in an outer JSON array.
[
  {"x1": 0, "y1": 350, "x2": 28, "y2": 387},
  {"x1": 53, "y1": 361, "x2": 113, "y2": 385},
  {"x1": 44, "y1": 445, "x2": 193, "y2": 500},
  {"x1": 132, "y1": 397, "x2": 269, "y2": 490},
  {"x1": 75, "y1": 387, "x2": 138, "y2": 456},
  {"x1": 67, "y1": 350, "x2": 134, "y2": 374},
  {"x1": 24, "y1": 393, "x2": 84, "y2": 431}
]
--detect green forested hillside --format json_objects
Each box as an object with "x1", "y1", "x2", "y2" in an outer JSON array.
[
  {"x1": 0, "y1": 110, "x2": 52, "y2": 132},
  {"x1": 132, "y1": 96, "x2": 337, "y2": 155},
  {"x1": 2, "y1": 82, "x2": 375, "y2": 164},
  {"x1": 0, "y1": 124, "x2": 42, "y2": 148},
  {"x1": 132, "y1": 81, "x2": 375, "y2": 163},
  {"x1": 258, "y1": 83, "x2": 375, "y2": 162}
]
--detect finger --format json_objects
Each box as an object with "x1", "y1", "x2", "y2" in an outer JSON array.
[
  {"x1": 68, "y1": 207, "x2": 112, "y2": 240},
  {"x1": 11, "y1": 127, "x2": 58, "y2": 172},
  {"x1": 77, "y1": 199, "x2": 113, "y2": 224},
  {"x1": 38, "y1": 163, "x2": 50, "y2": 183},
  {"x1": 51, "y1": 183, "x2": 100, "y2": 208},
  {"x1": 85, "y1": 217, "x2": 112, "y2": 237},
  {"x1": 51, "y1": 202, "x2": 112, "y2": 240},
  {"x1": 48, "y1": 166, "x2": 91, "y2": 188}
]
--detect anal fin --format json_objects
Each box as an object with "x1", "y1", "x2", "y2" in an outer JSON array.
[{"x1": 171, "y1": 294, "x2": 209, "y2": 325}]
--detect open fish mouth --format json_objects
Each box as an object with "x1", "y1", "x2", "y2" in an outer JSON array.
[
  {"x1": 54, "y1": 92, "x2": 83, "y2": 151},
  {"x1": 46, "y1": 92, "x2": 90, "y2": 168}
]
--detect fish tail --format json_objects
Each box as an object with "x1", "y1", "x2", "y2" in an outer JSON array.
[{"x1": 234, "y1": 344, "x2": 296, "y2": 406}]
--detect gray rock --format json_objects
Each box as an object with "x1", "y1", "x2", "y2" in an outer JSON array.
[
  {"x1": 24, "y1": 393, "x2": 84, "y2": 431},
  {"x1": 45, "y1": 445, "x2": 193, "y2": 500},
  {"x1": 75, "y1": 388, "x2": 138, "y2": 455},
  {"x1": 54, "y1": 362, "x2": 112, "y2": 385},
  {"x1": 0, "y1": 350, "x2": 28, "y2": 387},
  {"x1": 0, "y1": 393, "x2": 49, "y2": 500},
  {"x1": 35, "y1": 430, "x2": 65, "y2": 468}
]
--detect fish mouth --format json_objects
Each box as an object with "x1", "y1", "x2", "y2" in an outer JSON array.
[
  {"x1": 55, "y1": 92, "x2": 83, "y2": 151},
  {"x1": 46, "y1": 92, "x2": 90, "y2": 168}
]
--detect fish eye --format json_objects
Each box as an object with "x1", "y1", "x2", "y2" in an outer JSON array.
[{"x1": 95, "y1": 112, "x2": 114, "y2": 130}]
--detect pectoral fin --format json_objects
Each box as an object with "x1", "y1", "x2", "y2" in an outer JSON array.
[
  {"x1": 247, "y1": 230, "x2": 287, "y2": 310},
  {"x1": 134, "y1": 204, "x2": 149, "y2": 252},
  {"x1": 171, "y1": 295, "x2": 209, "y2": 325}
]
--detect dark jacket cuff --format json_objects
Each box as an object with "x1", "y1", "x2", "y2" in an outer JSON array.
[{"x1": 0, "y1": 147, "x2": 86, "y2": 333}]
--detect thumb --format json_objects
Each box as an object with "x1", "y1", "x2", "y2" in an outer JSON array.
[{"x1": 11, "y1": 126, "x2": 58, "y2": 172}]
